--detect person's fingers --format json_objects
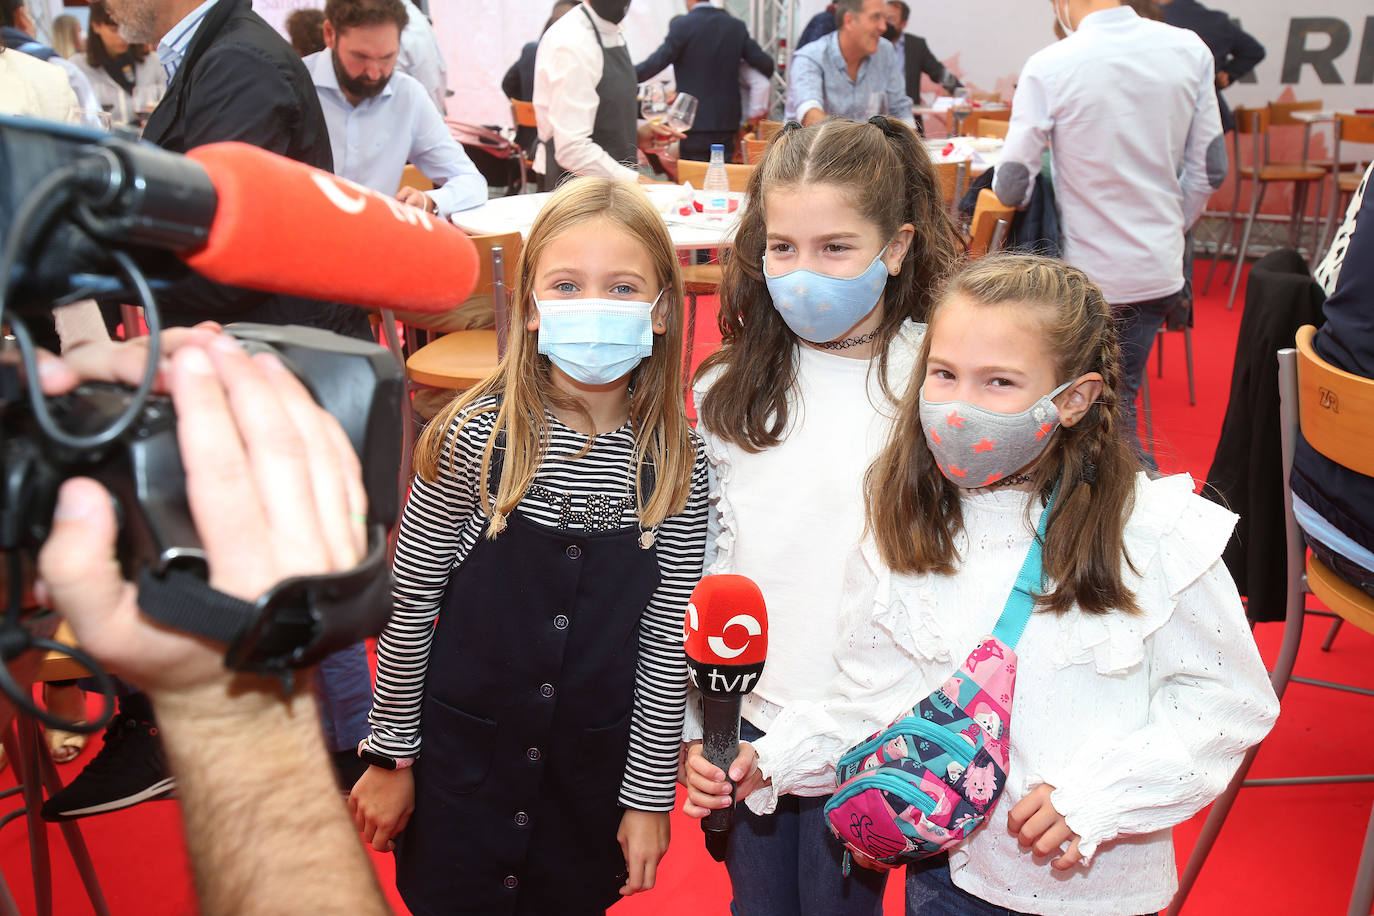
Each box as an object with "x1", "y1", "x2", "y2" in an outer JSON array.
[
  {"x1": 685, "y1": 751, "x2": 725, "y2": 783},
  {"x1": 623, "y1": 848, "x2": 647, "y2": 895},
  {"x1": 1015, "y1": 805, "x2": 1060, "y2": 849},
  {"x1": 252, "y1": 352, "x2": 359, "y2": 572},
  {"x1": 640, "y1": 855, "x2": 658, "y2": 891},
  {"x1": 168, "y1": 344, "x2": 277, "y2": 600},
  {"x1": 681, "y1": 796, "x2": 713, "y2": 819},
  {"x1": 1031, "y1": 821, "x2": 1074, "y2": 858},
  {"x1": 371, "y1": 823, "x2": 395, "y2": 853},
  {"x1": 33, "y1": 349, "x2": 80, "y2": 395},
  {"x1": 35, "y1": 478, "x2": 128, "y2": 643},
  {"x1": 1005, "y1": 790, "x2": 1039, "y2": 834},
  {"x1": 1052, "y1": 838, "x2": 1082, "y2": 870},
  {"x1": 728, "y1": 744, "x2": 757, "y2": 782}
]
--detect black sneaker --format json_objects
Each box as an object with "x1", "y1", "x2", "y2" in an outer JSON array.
[{"x1": 40, "y1": 713, "x2": 176, "y2": 821}]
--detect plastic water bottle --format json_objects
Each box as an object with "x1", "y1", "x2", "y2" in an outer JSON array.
[{"x1": 702, "y1": 144, "x2": 729, "y2": 220}]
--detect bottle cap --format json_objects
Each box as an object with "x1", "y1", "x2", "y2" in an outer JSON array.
[{"x1": 711, "y1": 144, "x2": 724, "y2": 152}]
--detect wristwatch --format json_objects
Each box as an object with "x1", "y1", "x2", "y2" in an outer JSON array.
[{"x1": 357, "y1": 739, "x2": 414, "y2": 770}]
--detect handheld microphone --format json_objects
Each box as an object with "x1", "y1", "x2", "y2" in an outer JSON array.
[
  {"x1": 0, "y1": 118, "x2": 480, "y2": 314},
  {"x1": 683, "y1": 574, "x2": 768, "y2": 853}
]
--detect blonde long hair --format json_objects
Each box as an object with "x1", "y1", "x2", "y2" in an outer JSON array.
[
  {"x1": 866, "y1": 254, "x2": 1142, "y2": 616},
  {"x1": 415, "y1": 178, "x2": 694, "y2": 531}
]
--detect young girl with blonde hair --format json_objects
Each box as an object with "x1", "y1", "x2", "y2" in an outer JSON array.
[
  {"x1": 351, "y1": 177, "x2": 709, "y2": 915},
  {"x1": 687, "y1": 254, "x2": 1279, "y2": 916}
]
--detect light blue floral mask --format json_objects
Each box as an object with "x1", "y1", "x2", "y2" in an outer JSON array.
[
  {"x1": 535, "y1": 293, "x2": 660, "y2": 385},
  {"x1": 763, "y1": 253, "x2": 891, "y2": 343}
]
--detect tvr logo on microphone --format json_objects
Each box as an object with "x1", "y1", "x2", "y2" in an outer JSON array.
[{"x1": 684, "y1": 600, "x2": 766, "y2": 695}]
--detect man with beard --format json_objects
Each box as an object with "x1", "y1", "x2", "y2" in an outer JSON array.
[
  {"x1": 309, "y1": 0, "x2": 485, "y2": 220},
  {"x1": 785, "y1": 0, "x2": 914, "y2": 127}
]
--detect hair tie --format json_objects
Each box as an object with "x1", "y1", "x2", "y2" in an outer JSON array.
[
  {"x1": 782, "y1": 120, "x2": 803, "y2": 134},
  {"x1": 1080, "y1": 461, "x2": 1098, "y2": 485},
  {"x1": 867, "y1": 114, "x2": 893, "y2": 131}
]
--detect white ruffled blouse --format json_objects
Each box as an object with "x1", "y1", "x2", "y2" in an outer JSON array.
[{"x1": 751, "y1": 473, "x2": 1280, "y2": 916}]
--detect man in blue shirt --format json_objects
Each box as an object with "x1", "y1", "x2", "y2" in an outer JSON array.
[
  {"x1": 785, "y1": 0, "x2": 913, "y2": 127},
  {"x1": 310, "y1": 0, "x2": 485, "y2": 220}
]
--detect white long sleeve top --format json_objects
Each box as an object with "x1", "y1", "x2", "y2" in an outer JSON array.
[
  {"x1": 686, "y1": 321, "x2": 925, "y2": 740},
  {"x1": 752, "y1": 473, "x2": 1279, "y2": 916},
  {"x1": 532, "y1": 4, "x2": 638, "y2": 183}
]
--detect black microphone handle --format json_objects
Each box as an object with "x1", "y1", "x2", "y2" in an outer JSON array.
[{"x1": 700, "y1": 692, "x2": 742, "y2": 834}]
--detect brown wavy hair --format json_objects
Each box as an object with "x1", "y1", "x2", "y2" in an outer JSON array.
[
  {"x1": 85, "y1": 1, "x2": 148, "y2": 69},
  {"x1": 866, "y1": 254, "x2": 1143, "y2": 615},
  {"x1": 694, "y1": 117, "x2": 965, "y2": 451},
  {"x1": 414, "y1": 178, "x2": 695, "y2": 533}
]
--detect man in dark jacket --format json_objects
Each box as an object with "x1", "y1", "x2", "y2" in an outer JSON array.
[
  {"x1": 635, "y1": 0, "x2": 774, "y2": 162},
  {"x1": 42, "y1": 0, "x2": 371, "y2": 826},
  {"x1": 883, "y1": 0, "x2": 960, "y2": 101},
  {"x1": 1159, "y1": 0, "x2": 1264, "y2": 132}
]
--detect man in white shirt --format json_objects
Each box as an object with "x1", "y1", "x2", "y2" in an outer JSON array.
[
  {"x1": 993, "y1": 0, "x2": 1226, "y2": 460},
  {"x1": 533, "y1": 0, "x2": 681, "y2": 189},
  {"x1": 310, "y1": 0, "x2": 484, "y2": 219},
  {"x1": 395, "y1": 0, "x2": 446, "y2": 116}
]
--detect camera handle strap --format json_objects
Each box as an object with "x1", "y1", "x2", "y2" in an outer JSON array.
[{"x1": 137, "y1": 523, "x2": 395, "y2": 689}]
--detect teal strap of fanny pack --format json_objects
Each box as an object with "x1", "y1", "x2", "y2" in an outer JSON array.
[{"x1": 988, "y1": 480, "x2": 1059, "y2": 650}]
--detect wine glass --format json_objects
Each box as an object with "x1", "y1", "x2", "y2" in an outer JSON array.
[
  {"x1": 951, "y1": 88, "x2": 973, "y2": 136},
  {"x1": 639, "y1": 82, "x2": 667, "y2": 124},
  {"x1": 666, "y1": 92, "x2": 697, "y2": 133},
  {"x1": 133, "y1": 84, "x2": 165, "y2": 122},
  {"x1": 65, "y1": 106, "x2": 113, "y2": 131}
]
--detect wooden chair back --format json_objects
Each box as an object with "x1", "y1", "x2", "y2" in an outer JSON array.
[
  {"x1": 510, "y1": 98, "x2": 538, "y2": 128},
  {"x1": 1295, "y1": 324, "x2": 1374, "y2": 476},
  {"x1": 960, "y1": 108, "x2": 1010, "y2": 138},
  {"x1": 1336, "y1": 112, "x2": 1374, "y2": 147},
  {"x1": 977, "y1": 119, "x2": 1009, "y2": 140},
  {"x1": 1234, "y1": 105, "x2": 1269, "y2": 135},
  {"x1": 399, "y1": 164, "x2": 434, "y2": 192},
  {"x1": 932, "y1": 159, "x2": 968, "y2": 211},
  {"x1": 758, "y1": 119, "x2": 783, "y2": 140},
  {"x1": 743, "y1": 136, "x2": 770, "y2": 164},
  {"x1": 1267, "y1": 99, "x2": 1323, "y2": 127},
  {"x1": 676, "y1": 158, "x2": 756, "y2": 192},
  {"x1": 967, "y1": 189, "x2": 1016, "y2": 258}
]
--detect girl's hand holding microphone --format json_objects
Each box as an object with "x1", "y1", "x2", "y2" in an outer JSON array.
[{"x1": 682, "y1": 741, "x2": 767, "y2": 817}]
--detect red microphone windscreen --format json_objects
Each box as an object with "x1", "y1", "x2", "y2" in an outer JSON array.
[
  {"x1": 684, "y1": 574, "x2": 768, "y2": 667},
  {"x1": 181, "y1": 143, "x2": 479, "y2": 313}
]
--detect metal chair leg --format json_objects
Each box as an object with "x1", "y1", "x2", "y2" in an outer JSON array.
[
  {"x1": 1156, "y1": 329, "x2": 1164, "y2": 378},
  {"x1": 13, "y1": 722, "x2": 52, "y2": 916},
  {"x1": 1184, "y1": 324, "x2": 1196, "y2": 406},
  {"x1": 1349, "y1": 800, "x2": 1374, "y2": 916},
  {"x1": 35, "y1": 725, "x2": 111, "y2": 916},
  {"x1": 1204, "y1": 165, "x2": 1245, "y2": 294},
  {"x1": 1321, "y1": 617, "x2": 1343, "y2": 651},
  {"x1": 1227, "y1": 182, "x2": 1268, "y2": 310},
  {"x1": 1141, "y1": 368, "x2": 1152, "y2": 457}
]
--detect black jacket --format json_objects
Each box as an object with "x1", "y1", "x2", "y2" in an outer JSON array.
[
  {"x1": 1161, "y1": 0, "x2": 1264, "y2": 133},
  {"x1": 502, "y1": 40, "x2": 539, "y2": 153},
  {"x1": 140, "y1": 0, "x2": 370, "y2": 339},
  {"x1": 635, "y1": 5, "x2": 774, "y2": 134},
  {"x1": 897, "y1": 32, "x2": 959, "y2": 100}
]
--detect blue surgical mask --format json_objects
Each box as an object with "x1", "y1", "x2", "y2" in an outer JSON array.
[
  {"x1": 763, "y1": 252, "x2": 891, "y2": 343},
  {"x1": 535, "y1": 293, "x2": 660, "y2": 385}
]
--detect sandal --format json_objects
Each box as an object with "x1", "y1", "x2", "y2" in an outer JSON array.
[{"x1": 42, "y1": 684, "x2": 88, "y2": 765}]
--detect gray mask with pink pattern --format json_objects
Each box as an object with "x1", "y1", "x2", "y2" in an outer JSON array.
[{"x1": 918, "y1": 381, "x2": 1072, "y2": 488}]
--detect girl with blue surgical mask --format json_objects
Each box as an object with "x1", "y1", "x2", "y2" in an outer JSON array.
[
  {"x1": 350, "y1": 177, "x2": 708, "y2": 916},
  {"x1": 687, "y1": 116, "x2": 964, "y2": 916}
]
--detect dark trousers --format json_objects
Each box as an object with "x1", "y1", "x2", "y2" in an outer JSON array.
[{"x1": 681, "y1": 129, "x2": 737, "y2": 163}]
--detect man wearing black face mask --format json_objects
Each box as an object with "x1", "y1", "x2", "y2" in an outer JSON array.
[{"x1": 533, "y1": 0, "x2": 682, "y2": 189}]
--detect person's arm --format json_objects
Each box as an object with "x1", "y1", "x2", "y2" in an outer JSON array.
[
  {"x1": 917, "y1": 41, "x2": 958, "y2": 92},
  {"x1": 741, "y1": 34, "x2": 775, "y2": 79},
  {"x1": 404, "y1": 83, "x2": 488, "y2": 217},
  {"x1": 880, "y1": 44, "x2": 916, "y2": 128},
  {"x1": 787, "y1": 46, "x2": 825, "y2": 124},
  {"x1": 1218, "y1": 17, "x2": 1265, "y2": 85},
  {"x1": 992, "y1": 63, "x2": 1052, "y2": 208},
  {"x1": 538, "y1": 30, "x2": 639, "y2": 182},
  {"x1": 1034, "y1": 559, "x2": 1279, "y2": 864},
  {"x1": 35, "y1": 334, "x2": 388, "y2": 915},
  {"x1": 502, "y1": 56, "x2": 524, "y2": 100},
  {"x1": 739, "y1": 63, "x2": 771, "y2": 123},
  {"x1": 1179, "y1": 49, "x2": 1226, "y2": 230},
  {"x1": 634, "y1": 21, "x2": 684, "y2": 82}
]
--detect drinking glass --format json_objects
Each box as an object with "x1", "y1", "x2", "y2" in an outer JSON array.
[
  {"x1": 639, "y1": 82, "x2": 667, "y2": 123},
  {"x1": 951, "y1": 87, "x2": 973, "y2": 136},
  {"x1": 865, "y1": 92, "x2": 888, "y2": 118},
  {"x1": 65, "y1": 106, "x2": 113, "y2": 131},
  {"x1": 133, "y1": 84, "x2": 165, "y2": 121},
  {"x1": 666, "y1": 92, "x2": 697, "y2": 133}
]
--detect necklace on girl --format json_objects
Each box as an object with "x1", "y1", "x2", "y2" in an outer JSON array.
[{"x1": 813, "y1": 329, "x2": 879, "y2": 351}]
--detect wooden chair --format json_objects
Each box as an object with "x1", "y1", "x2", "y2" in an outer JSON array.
[
  {"x1": 742, "y1": 135, "x2": 770, "y2": 164},
  {"x1": 932, "y1": 159, "x2": 969, "y2": 217},
  {"x1": 671, "y1": 159, "x2": 756, "y2": 388},
  {"x1": 675, "y1": 158, "x2": 756, "y2": 192},
  {"x1": 399, "y1": 164, "x2": 434, "y2": 193},
  {"x1": 1207, "y1": 105, "x2": 1327, "y2": 310},
  {"x1": 510, "y1": 99, "x2": 538, "y2": 194},
  {"x1": 976, "y1": 119, "x2": 1008, "y2": 140},
  {"x1": 758, "y1": 119, "x2": 783, "y2": 141},
  {"x1": 959, "y1": 108, "x2": 1009, "y2": 138},
  {"x1": 1320, "y1": 113, "x2": 1374, "y2": 252},
  {"x1": 1167, "y1": 324, "x2": 1374, "y2": 916},
  {"x1": 966, "y1": 189, "x2": 1014, "y2": 259}
]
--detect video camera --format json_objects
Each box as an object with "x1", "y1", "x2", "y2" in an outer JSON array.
[{"x1": 0, "y1": 117, "x2": 409, "y2": 722}]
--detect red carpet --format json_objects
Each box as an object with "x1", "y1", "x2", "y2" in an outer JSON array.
[{"x1": 3, "y1": 260, "x2": 1372, "y2": 914}]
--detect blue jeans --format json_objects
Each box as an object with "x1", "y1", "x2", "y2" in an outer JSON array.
[
  {"x1": 313, "y1": 641, "x2": 374, "y2": 753},
  {"x1": 725, "y1": 721, "x2": 888, "y2": 916},
  {"x1": 1114, "y1": 290, "x2": 1184, "y2": 469},
  {"x1": 906, "y1": 862, "x2": 1156, "y2": 916}
]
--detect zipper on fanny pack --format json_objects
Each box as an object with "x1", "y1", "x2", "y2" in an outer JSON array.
[
  {"x1": 836, "y1": 716, "x2": 978, "y2": 771},
  {"x1": 828, "y1": 769, "x2": 939, "y2": 816}
]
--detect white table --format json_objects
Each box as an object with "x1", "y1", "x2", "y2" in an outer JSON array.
[
  {"x1": 923, "y1": 137, "x2": 1004, "y2": 175},
  {"x1": 451, "y1": 187, "x2": 741, "y2": 251}
]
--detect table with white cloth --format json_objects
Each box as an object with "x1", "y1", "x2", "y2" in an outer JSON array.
[
  {"x1": 923, "y1": 137, "x2": 1004, "y2": 177},
  {"x1": 450, "y1": 186, "x2": 742, "y2": 251}
]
